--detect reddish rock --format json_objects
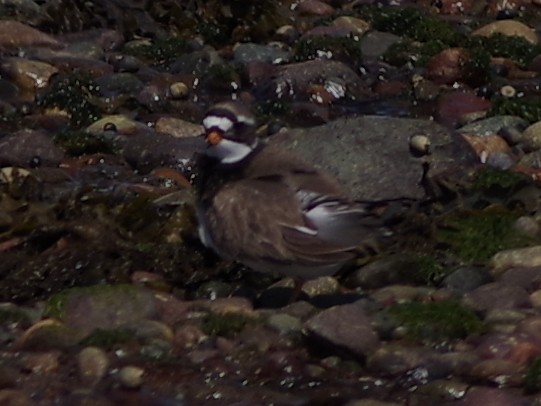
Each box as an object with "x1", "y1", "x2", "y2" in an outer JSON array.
[
  {"x1": 437, "y1": 91, "x2": 492, "y2": 127},
  {"x1": 297, "y1": 0, "x2": 335, "y2": 16},
  {"x1": 426, "y1": 48, "x2": 469, "y2": 85},
  {"x1": 462, "y1": 282, "x2": 531, "y2": 312},
  {"x1": 304, "y1": 302, "x2": 379, "y2": 358},
  {"x1": 0, "y1": 21, "x2": 64, "y2": 50}
]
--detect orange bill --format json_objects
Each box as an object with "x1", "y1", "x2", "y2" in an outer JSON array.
[{"x1": 206, "y1": 130, "x2": 223, "y2": 145}]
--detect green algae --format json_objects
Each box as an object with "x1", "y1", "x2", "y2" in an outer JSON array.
[
  {"x1": 295, "y1": 35, "x2": 363, "y2": 66},
  {"x1": 489, "y1": 97, "x2": 541, "y2": 124},
  {"x1": 389, "y1": 300, "x2": 484, "y2": 342},
  {"x1": 79, "y1": 327, "x2": 135, "y2": 349},
  {"x1": 38, "y1": 73, "x2": 101, "y2": 128},
  {"x1": 43, "y1": 284, "x2": 142, "y2": 319},
  {"x1": 525, "y1": 357, "x2": 541, "y2": 394},
  {"x1": 202, "y1": 312, "x2": 256, "y2": 337},
  {"x1": 124, "y1": 37, "x2": 190, "y2": 69},
  {"x1": 437, "y1": 206, "x2": 536, "y2": 263},
  {"x1": 53, "y1": 129, "x2": 117, "y2": 156}
]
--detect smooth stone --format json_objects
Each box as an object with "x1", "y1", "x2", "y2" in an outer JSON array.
[
  {"x1": 0, "y1": 129, "x2": 64, "y2": 167},
  {"x1": 330, "y1": 16, "x2": 370, "y2": 36},
  {"x1": 155, "y1": 116, "x2": 204, "y2": 138},
  {"x1": 456, "y1": 386, "x2": 526, "y2": 405},
  {"x1": 0, "y1": 20, "x2": 63, "y2": 49},
  {"x1": 462, "y1": 282, "x2": 531, "y2": 312},
  {"x1": 233, "y1": 43, "x2": 289, "y2": 64},
  {"x1": 360, "y1": 31, "x2": 401, "y2": 61},
  {"x1": 78, "y1": 346, "x2": 109, "y2": 387},
  {"x1": 457, "y1": 115, "x2": 528, "y2": 137},
  {"x1": 304, "y1": 302, "x2": 379, "y2": 358},
  {"x1": 472, "y1": 20, "x2": 538, "y2": 45},
  {"x1": 267, "y1": 313, "x2": 303, "y2": 335},
  {"x1": 492, "y1": 246, "x2": 541, "y2": 272},
  {"x1": 48, "y1": 285, "x2": 158, "y2": 336},
  {"x1": 272, "y1": 115, "x2": 476, "y2": 200},
  {"x1": 521, "y1": 120, "x2": 541, "y2": 151},
  {"x1": 442, "y1": 266, "x2": 493, "y2": 294},
  {"x1": 0, "y1": 57, "x2": 58, "y2": 91}
]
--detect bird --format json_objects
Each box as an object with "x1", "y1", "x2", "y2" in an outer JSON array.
[{"x1": 194, "y1": 101, "x2": 386, "y2": 281}]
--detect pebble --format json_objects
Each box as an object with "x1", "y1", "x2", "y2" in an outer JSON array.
[
  {"x1": 118, "y1": 366, "x2": 144, "y2": 388},
  {"x1": 521, "y1": 120, "x2": 541, "y2": 152},
  {"x1": 491, "y1": 246, "x2": 541, "y2": 272},
  {"x1": 267, "y1": 313, "x2": 303, "y2": 335},
  {"x1": 78, "y1": 346, "x2": 109, "y2": 387}
]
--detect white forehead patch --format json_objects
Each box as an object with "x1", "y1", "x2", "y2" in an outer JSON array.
[{"x1": 203, "y1": 116, "x2": 234, "y2": 132}]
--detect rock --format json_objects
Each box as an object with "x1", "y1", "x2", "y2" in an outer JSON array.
[
  {"x1": 499, "y1": 266, "x2": 541, "y2": 291},
  {"x1": 366, "y1": 345, "x2": 432, "y2": 375},
  {"x1": 155, "y1": 116, "x2": 204, "y2": 138},
  {"x1": 304, "y1": 302, "x2": 379, "y2": 358},
  {"x1": 426, "y1": 48, "x2": 469, "y2": 85},
  {"x1": 330, "y1": 16, "x2": 370, "y2": 36},
  {"x1": 301, "y1": 276, "x2": 340, "y2": 296},
  {"x1": 271, "y1": 60, "x2": 369, "y2": 102},
  {"x1": 492, "y1": 246, "x2": 541, "y2": 272},
  {"x1": 267, "y1": 313, "x2": 303, "y2": 335},
  {"x1": 436, "y1": 91, "x2": 492, "y2": 128},
  {"x1": 45, "y1": 284, "x2": 158, "y2": 336},
  {"x1": 360, "y1": 31, "x2": 401, "y2": 61},
  {"x1": 21, "y1": 352, "x2": 60, "y2": 375},
  {"x1": 469, "y1": 359, "x2": 525, "y2": 386},
  {"x1": 194, "y1": 297, "x2": 255, "y2": 316},
  {"x1": 0, "y1": 389, "x2": 33, "y2": 406},
  {"x1": 521, "y1": 120, "x2": 541, "y2": 151},
  {"x1": 1, "y1": 57, "x2": 58, "y2": 91},
  {"x1": 271, "y1": 115, "x2": 477, "y2": 200},
  {"x1": 462, "y1": 282, "x2": 531, "y2": 312},
  {"x1": 118, "y1": 366, "x2": 144, "y2": 388},
  {"x1": 472, "y1": 20, "x2": 538, "y2": 45},
  {"x1": 346, "y1": 255, "x2": 422, "y2": 290},
  {"x1": 442, "y1": 266, "x2": 493, "y2": 294},
  {"x1": 296, "y1": 0, "x2": 335, "y2": 16},
  {"x1": 0, "y1": 21, "x2": 63, "y2": 50},
  {"x1": 475, "y1": 332, "x2": 541, "y2": 365},
  {"x1": 78, "y1": 346, "x2": 109, "y2": 387},
  {"x1": 233, "y1": 43, "x2": 289, "y2": 64},
  {"x1": 0, "y1": 130, "x2": 64, "y2": 167},
  {"x1": 457, "y1": 115, "x2": 528, "y2": 137},
  {"x1": 457, "y1": 386, "x2": 526, "y2": 406}
]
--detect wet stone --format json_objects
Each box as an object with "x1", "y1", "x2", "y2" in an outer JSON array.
[
  {"x1": 442, "y1": 266, "x2": 493, "y2": 294},
  {"x1": 462, "y1": 282, "x2": 531, "y2": 312},
  {"x1": 0, "y1": 130, "x2": 64, "y2": 168},
  {"x1": 46, "y1": 285, "x2": 158, "y2": 336},
  {"x1": 233, "y1": 43, "x2": 290, "y2": 64},
  {"x1": 304, "y1": 302, "x2": 379, "y2": 358},
  {"x1": 78, "y1": 346, "x2": 109, "y2": 387}
]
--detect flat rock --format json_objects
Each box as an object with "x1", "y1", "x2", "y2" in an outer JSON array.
[{"x1": 270, "y1": 115, "x2": 477, "y2": 200}]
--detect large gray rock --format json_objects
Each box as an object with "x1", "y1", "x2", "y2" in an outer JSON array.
[{"x1": 270, "y1": 115, "x2": 477, "y2": 200}]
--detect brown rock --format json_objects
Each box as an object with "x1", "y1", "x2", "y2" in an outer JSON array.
[
  {"x1": 472, "y1": 20, "x2": 538, "y2": 45},
  {"x1": 0, "y1": 129, "x2": 64, "y2": 167},
  {"x1": 304, "y1": 302, "x2": 379, "y2": 358},
  {"x1": 426, "y1": 48, "x2": 469, "y2": 85},
  {"x1": 462, "y1": 282, "x2": 531, "y2": 312},
  {"x1": 1, "y1": 58, "x2": 58, "y2": 91},
  {"x1": 437, "y1": 91, "x2": 491, "y2": 127},
  {"x1": 297, "y1": 0, "x2": 335, "y2": 16},
  {"x1": 0, "y1": 21, "x2": 63, "y2": 50}
]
